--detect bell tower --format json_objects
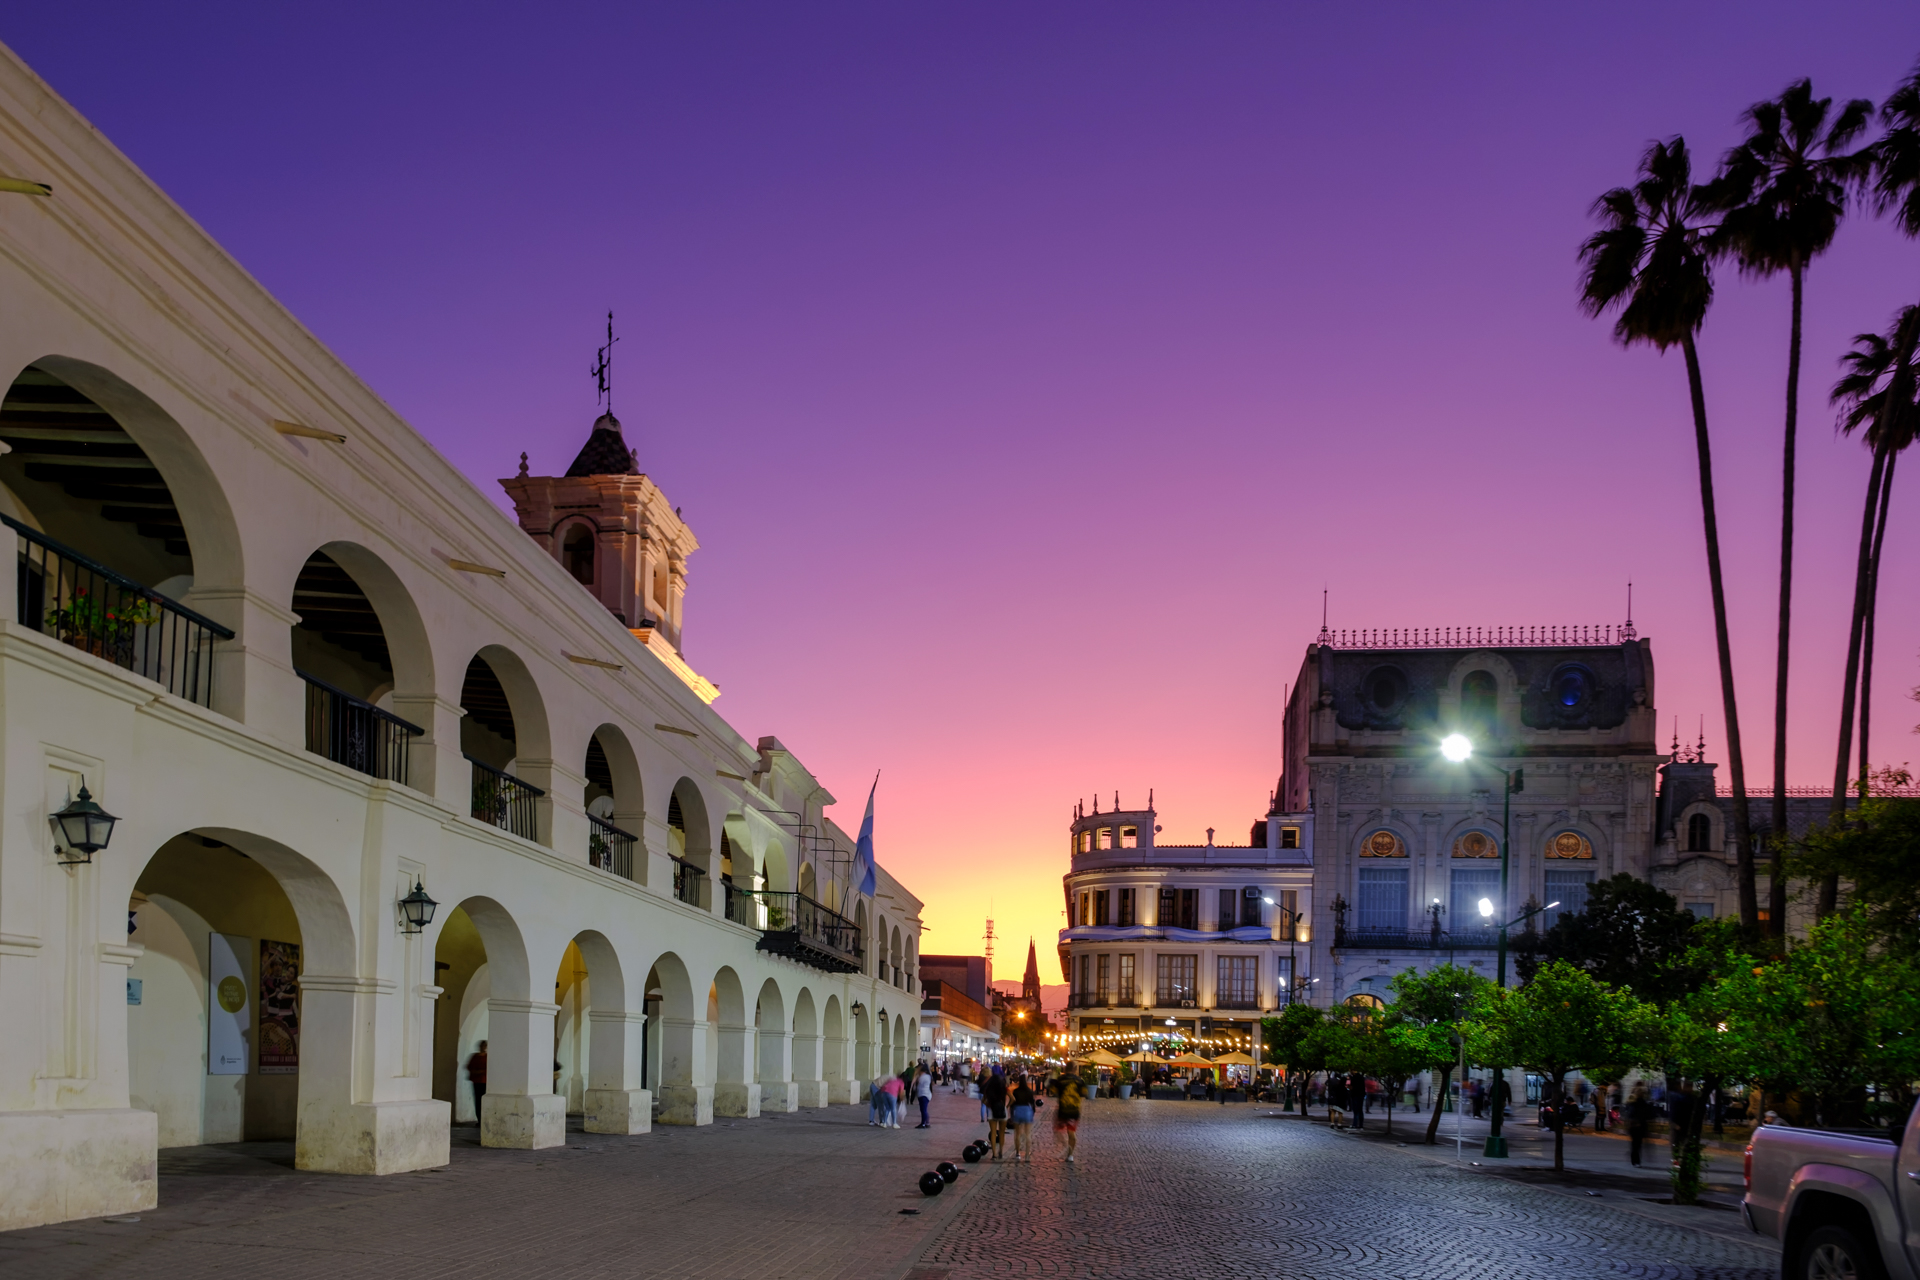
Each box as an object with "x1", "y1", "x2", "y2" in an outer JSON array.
[{"x1": 501, "y1": 409, "x2": 700, "y2": 654}]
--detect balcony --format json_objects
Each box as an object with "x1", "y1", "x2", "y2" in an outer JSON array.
[
  {"x1": 1332, "y1": 925, "x2": 1500, "y2": 951},
  {"x1": 301, "y1": 671, "x2": 420, "y2": 785},
  {"x1": 469, "y1": 756, "x2": 542, "y2": 841},
  {"x1": 9, "y1": 514, "x2": 230, "y2": 707},
  {"x1": 587, "y1": 813, "x2": 636, "y2": 881},
  {"x1": 671, "y1": 856, "x2": 704, "y2": 907},
  {"x1": 1067, "y1": 993, "x2": 1134, "y2": 1010},
  {"x1": 1215, "y1": 997, "x2": 1260, "y2": 1010},
  {"x1": 723, "y1": 881, "x2": 757, "y2": 926},
  {"x1": 749, "y1": 890, "x2": 863, "y2": 974}
]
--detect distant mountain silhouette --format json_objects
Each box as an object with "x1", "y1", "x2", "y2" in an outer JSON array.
[{"x1": 993, "y1": 979, "x2": 1066, "y2": 1019}]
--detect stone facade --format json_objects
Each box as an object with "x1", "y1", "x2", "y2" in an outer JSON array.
[
  {"x1": 1281, "y1": 635, "x2": 1660, "y2": 1004},
  {"x1": 1057, "y1": 804, "x2": 1314, "y2": 1051},
  {"x1": 0, "y1": 42, "x2": 923, "y2": 1231}
]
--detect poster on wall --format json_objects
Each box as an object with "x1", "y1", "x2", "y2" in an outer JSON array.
[
  {"x1": 259, "y1": 940, "x2": 299, "y2": 1074},
  {"x1": 208, "y1": 933, "x2": 251, "y2": 1075},
  {"x1": 258, "y1": 939, "x2": 301, "y2": 1074}
]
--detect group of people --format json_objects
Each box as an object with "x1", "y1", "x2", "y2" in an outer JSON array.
[{"x1": 868, "y1": 1060, "x2": 1087, "y2": 1163}]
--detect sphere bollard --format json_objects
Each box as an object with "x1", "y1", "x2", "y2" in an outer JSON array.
[
  {"x1": 919, "y1": 1170, "x2": 947, "y2": 1196},
  {"x1": 962, "y1": 1145, "x2": 983, "y2": 1164},
  {"x1": 936, "y1": 1161, "x2": 960, "y2": 1183}
]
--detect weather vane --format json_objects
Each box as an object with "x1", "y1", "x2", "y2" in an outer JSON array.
[{"x1": 591, "y1": 311, "x2": 619, "y2": 415}]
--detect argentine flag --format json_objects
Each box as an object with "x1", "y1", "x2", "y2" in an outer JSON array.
[{"x1": 853, "y1": 778, "x2": 878, "y2": 899}]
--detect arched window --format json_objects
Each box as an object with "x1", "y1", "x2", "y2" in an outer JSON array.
[
  {"x1": 1461, "y1": 669, "x2": 1497, "y2": 726},
  {"x1": 562, "y1": 524, "x2": 595, "y2": 585},
  {"x1": 1687, "y1": 813, "x2": 1713, "y2": 853}
]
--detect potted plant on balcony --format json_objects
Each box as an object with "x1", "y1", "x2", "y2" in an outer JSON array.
[{"x1": 46, "y1": 588, "x2": 158, "y2": 660}]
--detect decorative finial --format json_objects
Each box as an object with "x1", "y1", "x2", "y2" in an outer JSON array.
[
  {"x1": 591, "y1": 311, "x2": 619, "y2": 414},
  {"x1": 517, "y1": 451, "x2": 529, "y2": 478}
]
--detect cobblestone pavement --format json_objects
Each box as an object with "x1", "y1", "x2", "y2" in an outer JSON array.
[
  {"x1": 0, "y1": 1096, "x2": 998, "y2": 1280},
  {"x1": 0, "y1": 1093, "x2": 1783, "y2": 1280},
  {"x1": 913, "y1": 1099, "x2": 1782, "y2": 1280}
]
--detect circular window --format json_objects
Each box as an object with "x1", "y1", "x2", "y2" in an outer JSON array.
[
  {"x1": 1365, "y1": 666, "x2": 1407, "y2": 712},
  {"x1": 1452, "y1": 831, "x2": 1498, "y2": 859},
  {"x1": 1552, "y1": 666, "x2": 1590, "y2": 709},
  {"x1": 1361, "y1": 831, "x2": 1406, "y2": 857},
  {"x1": 1545, "y1": 831, "x2": 1594, "y2": 859}
]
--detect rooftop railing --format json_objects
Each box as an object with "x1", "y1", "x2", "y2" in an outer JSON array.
[
  {"x1": 9, "y1": 514, "x2": 230, "y2": 707},
  {"x1": 1316, "y1": 624, "x2": 1634, "y2": 650},
  {"x1": 301, "y1": 671, "x2": 420, "y2": 785},
  {"x1": 469, "y1": 756, "x2": 542, "y2": 842}
]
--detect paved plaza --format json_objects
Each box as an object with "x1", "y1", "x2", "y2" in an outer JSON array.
[{"x1": 0, "y1": 1093, "x2": 1781, "y2": 1280}]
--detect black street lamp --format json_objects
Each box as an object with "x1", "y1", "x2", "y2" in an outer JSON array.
[
  {"x1": 1440, "y1": 732, "x2": 1523, "y2": 1157},
  {"x1": 50, "y1": 781, "x2": 118, "y2": 865},
  {"x1": 397, "y1": 877, "x2": 438, "y2": 933}
]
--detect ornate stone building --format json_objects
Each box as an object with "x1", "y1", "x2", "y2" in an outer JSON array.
[{"x1": 1279, "y1": 628, "x2": 1660, "y2": 1004}]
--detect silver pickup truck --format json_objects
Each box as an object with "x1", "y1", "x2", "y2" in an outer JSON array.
[{"x1": 1744, "y1": 1105, "x2": 1919, "y2": 1279}]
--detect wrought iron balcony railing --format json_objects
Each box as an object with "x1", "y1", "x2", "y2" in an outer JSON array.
[
  {"x1": 1332, "y1": 924, "x2": 1501, "y2": 951},
  {"x1": 587, "y1": 813, "x2": 636, "y2": 881},
  {"x1": 468, "y1": 756, "x2": 542, "y2": 841},
  {"x1": 748, "y1": 890, "x2": 863, "y2": 974},
  {"x1": 9, "y1": 514, "x2": 231, "y2": 707},
  {"x1": 723, "y1": 881, "x2": 757, "y2": 926},
  {"x1": 301, "y1": 671, "x2": 420, "y2": 785},
  {"x1": 671, "y1": 856, "x2": 705, "y2": 906}
]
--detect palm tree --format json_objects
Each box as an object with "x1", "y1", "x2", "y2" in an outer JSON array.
[
  {"x1": 1815, "y1": 61, "x2": 1920, "y2": 918},
  {"x1": 1708, "y1": 81, "x2": 1872, "y2": 937},
  {"x1": 1821, "y1": 308, "x2": 1920, "y2": 915},
  {"x1": 1579, "y1": 139, "x2": 1759, "y2": 931}
]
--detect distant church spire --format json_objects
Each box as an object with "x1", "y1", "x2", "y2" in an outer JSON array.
[{"x1": 1021, "y1": 939, "x2": 1041, "y2": 1004}]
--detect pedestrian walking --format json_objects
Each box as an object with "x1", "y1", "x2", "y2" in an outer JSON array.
[
  {"x1": 465, "y1": 1040, "x2": 489, "y2": 1124},
  {"x1": 1010, "y1": 1074, "x2": 1037, "y2": 1162},
  {"x1": 1055, "y1": 1071, "x2": 1085, "y2": 1162},
  {"x1": 1626, "y1": 1081, "x2": 1653, "y2": 1167},
  {"x1": 982, "y1": 1065, "x2": 1009, "y2": 1159},
  {"x1": 914, "y1": 1063, "x2": 933, "y2": 1128},
  {"x1": 869, "y1": 1073, "x2": 888, "y2": 1125}
]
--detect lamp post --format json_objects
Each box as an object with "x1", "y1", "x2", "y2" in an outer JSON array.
[
  {"x1": 1440, "y1": 732, "x2": 1523, "y2": 1157},
  {"x1": 50, "y1": 780, "x2": 118, "y2": 865}
]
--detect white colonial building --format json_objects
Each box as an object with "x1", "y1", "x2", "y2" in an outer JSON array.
[
  {"x1": 1058, "y1": 800, "x2": 1313, "y2": 1053},
  {"x1": 0, "y1": 42, "x2": 923, "y2": 1230}
]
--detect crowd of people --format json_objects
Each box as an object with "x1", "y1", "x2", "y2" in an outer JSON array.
[{"x1": 868, "y1": 1059, "x2": 1086, "y2": 1163}]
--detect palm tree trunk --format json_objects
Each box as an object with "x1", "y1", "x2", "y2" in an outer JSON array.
[
  {"x1": 1857, "y1": 450, "x2": 1897, "y2": 795},
  {"x1": 1824, "y1": 308, "x2": 1920, "y2": 916},
  {"x1": 1824, "y1": 437, "x2": 1891, "y2": 915},
  {"x1": 1681, "y1": 335, "x2": 1758, "y2": 929},
  {"x1": 1767, "y1": 262, "x2": 1804, "y2": 938}
]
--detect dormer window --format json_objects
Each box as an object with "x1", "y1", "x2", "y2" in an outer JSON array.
[
  {"x1": 1687, "y1": 813, "x2": 1712, "y2": 852},
  {"x1": 1077, "y1": 830, "x2": 1091, "y2": 854},
  {"x1": 1279, "y1": 826, "x2": 1301, "y2": 849},
  {"x1": 1098, "y1": 828, "x2": 1113, "y2": 850},
  {"x1": 1121, "y1": 826, "x2": 1138, "y2": 848}
]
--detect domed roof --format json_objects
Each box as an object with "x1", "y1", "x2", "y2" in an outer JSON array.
[{"x1": 565, "y1": 411, "x2": 637, "y2": 477}]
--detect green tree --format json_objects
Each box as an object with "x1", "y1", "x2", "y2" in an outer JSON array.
[
  {"x1": 1707, "y1": 80, "x2": 1874, "y2": 936},
  {"x1": 1387, "y1": 964, "x2": 1492, "y2": 1144},
  {"x1": 1580, "y1": 139, "x2": 1758, "y2": 930},
  {"x1": 1466, "y1": 961, "x2": 1659, "y2": 1171},
  {"x1": 1261, "y1": 1002, "x2": 1326, "y2": 1114},
  {"x1": 1794, "y1": 767, "x2": 1920, "y2": 950},
  {"x1": 1309, "y1": 1003, "x2": 1429, "y2": 1134},
  {"x1": 1514, "y1": 874, "x2": 1703, "y2": 1003}
]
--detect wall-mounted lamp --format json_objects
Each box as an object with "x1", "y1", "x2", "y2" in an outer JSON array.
[
  {"x1": 51, "y1": 780, "x2": 117, "y2": 865},
  {"x1": 398, "y1": 877, "x2": 439, "y2": 934}
]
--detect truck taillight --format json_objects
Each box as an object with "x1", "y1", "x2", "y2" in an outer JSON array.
[{"x1": 1744, "y1": 1143, "x2": 1753, "y2": 1189}]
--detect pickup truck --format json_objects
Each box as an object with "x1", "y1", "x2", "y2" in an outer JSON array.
[{"x1": 1744, "y1": 1104, "x2": 1919, "y2": 1279}]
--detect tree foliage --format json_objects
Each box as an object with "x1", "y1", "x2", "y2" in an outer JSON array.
[
  {"x1": 1466, "y1": 961, "x2": 1660, "y2": 1169},
  {"x1": 1514, "y1": 873, "x2": 1703, "y2": 1002},
  {"x1": 1793, "y1": 769, "x2": 1920, "y2": 950}
]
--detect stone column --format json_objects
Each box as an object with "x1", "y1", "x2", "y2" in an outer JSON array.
[
  {"x1": 656, "y1": 1016, "x2": 713, "y2": 1125},
  {"x1": 713, "y1": 1021, "x2": 761, "y2": 1117},
  {"x1": 480, "y1": 997, "x2": 565, "y2": 1148},
  {"x1": 294, "y1": 975, "x2": 452, "y2": 1172},
  {"x1": 583, "y1": 1009, "x2": 649, "y2": 1134},
  {"x1": 823, "y1": 1029, "x2": 856, "y2": 1104},
  {"x1": 793, "y1": 1030, "x2": 826, "y2": 1107},
  {"x1": 757, "y1": 1027, "x2": 796, "y2": 1111}
]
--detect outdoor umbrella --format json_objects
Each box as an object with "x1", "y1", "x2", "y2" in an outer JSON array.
[
  {"x1": 1081, "y1": 1048, "x2": 1125, "y2": 1067},
  {"x1": 1124, "y1": 1051, "x2": 1168, "y2": 1064},
  {"x1": 1213, "y1": 1052, "x2": 1256, "y2": 1066},
  {"x1": 1167, "y1": 1053, "x2": 1212, "y2": 1068}
]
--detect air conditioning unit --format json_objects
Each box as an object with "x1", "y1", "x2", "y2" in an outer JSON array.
[{"x1": 1179, "y1": 999, "x2": 1197, "y2": 1008}]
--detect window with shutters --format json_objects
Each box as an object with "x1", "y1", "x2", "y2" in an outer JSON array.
[
  {"x1": 1356, "y1": 866, "x2": 1409, "y2": 932},
  {"x1": 1118, "y1": 887, "x2": 1136, "y2": 926},
  {"x1": 1217, "y1": 889, "x2": 1237, "y2": 932},
  {"x1": 1217, "y1": 955, "x2": 1257, "y2": 1008},
  {"x1": 1156, "y1": 954, "x2": 1197, "y2": 1005},
  {"x1": 1118, "y1": 954, "x2": 1136, "y2": 1002}
]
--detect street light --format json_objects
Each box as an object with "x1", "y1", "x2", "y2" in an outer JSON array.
[
  {"x1": 50, "y1": 780, "x2": 118, "y2": 865},
  {"x1": 1440, "y1": 732, "x2": 1524, "y2": 1158}
]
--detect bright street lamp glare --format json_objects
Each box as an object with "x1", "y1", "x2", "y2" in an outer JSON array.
[
  {"x1": 1477, "y1": 897, "x2": 1494, "y2": 917},
  {"x1": 1441, "y1": 733, "x2": 1473, "y2": 762},
  {"x1": 1263, "y1": 897, "x2": 1275, "y2": 906},
  {"x1": 1545, "y1": 901, "x2": 1560, "y2": 911}
]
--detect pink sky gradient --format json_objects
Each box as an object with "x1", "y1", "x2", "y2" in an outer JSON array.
[{"x1": 8, "y1": 3, "x2": 1920, "y2": 979}]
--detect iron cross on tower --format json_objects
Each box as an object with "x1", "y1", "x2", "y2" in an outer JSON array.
[{"x1": 590, "y1": 311, "x2": 619, "y2": 414}]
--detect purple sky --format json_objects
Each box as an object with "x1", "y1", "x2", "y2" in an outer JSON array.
[{"x1": 8, "y1": 3, "x2": 1920, "y2": 973}]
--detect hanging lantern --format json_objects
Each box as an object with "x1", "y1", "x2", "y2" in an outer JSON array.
[
  {"x1": 50, "y1": 781, "x2": 118, "y2": 865},
  {"x1": 397, "y1": 877, "x2": 439, "y2": 934}
]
